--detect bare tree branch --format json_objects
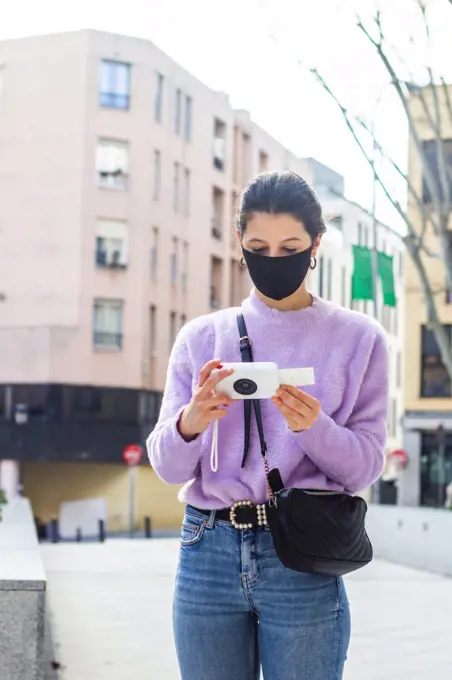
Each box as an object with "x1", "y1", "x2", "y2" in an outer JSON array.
[
  {"x1": 311, "y1": 68, "x2": 416, "y2": 235},
  {"x1": 356, "y1": 14, "x2": 444, "y2": 217},
  {"x1": 356, "y1": 114, "x2": 440, "y2": 248},
  {"x1": 358, "y1": 5, "x2": 452, "y2": 294},
  {"x1": 311, "y1": 64, "x2": 452, "y2": 377},
  {"x1": 416, "y1": 0, "x2": 451, "y2": 214}
]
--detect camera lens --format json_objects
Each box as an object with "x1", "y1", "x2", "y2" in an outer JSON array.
[{"x1": 233, "y1": 378, "x2": 258, "y2": 396}]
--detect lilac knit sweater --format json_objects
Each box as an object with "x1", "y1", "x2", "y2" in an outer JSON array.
[{"x1": 146, "y1": 292, "x2": 389, "y2": 508}]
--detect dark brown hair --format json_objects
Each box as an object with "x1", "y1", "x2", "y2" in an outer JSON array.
[{"x1": 236, "y1": 171, "x2": 327, "y2": 241}]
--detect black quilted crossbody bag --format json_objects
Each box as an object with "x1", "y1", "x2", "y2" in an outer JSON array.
[{"x1": 237, "y1": 312, "x2": 373, "y2": 577}]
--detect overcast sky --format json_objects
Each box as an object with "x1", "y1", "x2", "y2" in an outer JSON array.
[{"x1": 2, "y1": 0, "x2": 451, "y2": 228}]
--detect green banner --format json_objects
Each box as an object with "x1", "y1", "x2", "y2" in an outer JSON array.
[
  {"x1": 378, "y1": 251, "x2": 397, "y2": 307},
  {"x1": 351, "y1": 245, "x2": 374, "y2": 301}
]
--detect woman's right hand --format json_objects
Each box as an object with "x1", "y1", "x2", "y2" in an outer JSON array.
[{"x1": 178, "y1": 359, "x2": 234, "y2": 442}]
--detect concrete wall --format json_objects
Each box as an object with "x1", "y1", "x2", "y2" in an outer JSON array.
[
  {"x1": 0, "y1": 498, "x2": 46, "y2": 680},
  {"x1": 22, "y1": 461, "x2": 184, "y2": 533},
  {"x1": 367, "y1": 504, "x2": 452, "y2": 577}
]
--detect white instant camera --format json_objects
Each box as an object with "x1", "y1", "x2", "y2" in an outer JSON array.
[{"x1": 214, "y1": 362, "x2": 315, "y2": 400}]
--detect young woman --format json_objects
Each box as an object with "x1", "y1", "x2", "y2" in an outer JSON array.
[{"x1": 147, "y1": 171, "x2": 389, "y2": 680}]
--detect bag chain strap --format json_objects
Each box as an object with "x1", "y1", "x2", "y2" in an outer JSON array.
[{"x1": 237, "y1": 313, "x2": 274, "y2": 502}]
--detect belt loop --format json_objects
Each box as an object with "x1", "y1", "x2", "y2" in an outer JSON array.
[{"x1": 206, "y1": 510, "x2": 216, "y2": 529}]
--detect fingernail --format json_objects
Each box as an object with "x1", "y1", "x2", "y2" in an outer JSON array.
[{"x1": 218, "y1": 364, "x2": 223, "y2": 369}]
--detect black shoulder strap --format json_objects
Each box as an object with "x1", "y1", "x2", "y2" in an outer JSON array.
[{"x1": 236, "y1": 313, "x2": 267, "y2": 467}]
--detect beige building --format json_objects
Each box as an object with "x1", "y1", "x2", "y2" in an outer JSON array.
[{"x1": 400, "y1": 86, "x2": 452, "y2": 507}]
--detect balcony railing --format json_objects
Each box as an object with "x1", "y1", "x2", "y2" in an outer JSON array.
[
  {"x1": 93, "y1": 332, "x2": 123, "y2": 349},
  {"x1": 211, "y1": 218, "x2": 222, "y2": 240},
  {"x1": 98, "y1": 169, "x2": 128, "y2": 190},
  {"x1": 95, "y1": 250, "x2": 127, "y2": 268},
  {"x1": 99, "y1": 92, "x2": 130, "y2": 110}
]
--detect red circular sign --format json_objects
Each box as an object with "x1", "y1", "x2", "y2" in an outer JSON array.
[{"x1": 123, "y1": 444, "x2": 143, "y2": 466}]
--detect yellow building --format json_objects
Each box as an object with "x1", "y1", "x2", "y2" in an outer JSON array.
[{"x1": 401, "y1": 86, "x2": 452, "y2": 507}]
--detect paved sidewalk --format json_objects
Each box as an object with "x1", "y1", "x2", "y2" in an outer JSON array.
[{"x1": 41, "y1": 539, "x2": 452, "y2": 680}]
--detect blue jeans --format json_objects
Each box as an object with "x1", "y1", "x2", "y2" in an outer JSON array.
[{"x1": 173, "y1": 506, "x2": 351, "y2": 680}]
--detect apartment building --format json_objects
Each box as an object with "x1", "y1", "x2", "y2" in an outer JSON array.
[
  {"x1": 399, "y1": 87, "x2": 452, "y2": 508},
  {"x1": 0, "y1": 30, "x2": 310, "y2": 529}
]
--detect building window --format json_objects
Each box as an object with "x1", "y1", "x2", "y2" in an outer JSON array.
[
  {"x1": 72, "y1": 387, "x2": 101, "y2": 414},
  {"x1": 183, "y1": 167, "x2": 190, "y2": 216},
  {"x1": 96, "y1": 139, "x2": 129, "y2": 190},
  {"x1": 212, "y1": 187, "x2": 224, "y2": 240},
  {"x1": 318, "y1": 255, "x2": 324, "y2": 297},
  {"x1": 421, "y1": 325, "x2": 452, "y2": 397},
  {"x1": 150, "y1": 227, "x2": 159, "y2": 280},
  {"x1": 422, "y1": 139, "x2": 452, "y2": 204},
  {"x1": 169, "y1": 311, "x2": 177, "y2": 348},
  {"x1": 171, "y1": 238, "x2": 178, "y2": 285},
  {"x1": 396, "y1": 350, "x2": 402, "y2": 389},
  {"x1": 153, "y1": 150, "x2": 161, "y2": 201},
  {"x1": 329, "y1": 215, "x2": 343, "y2": 231},
  {"x1": 326, "y1": 258, "x2": 333, "y2": 301},
  {"x1": 185, "y1": 96, "x2": 192, "y2": 141},
  {"x1": 213, "y1": 118, "x2": 226, "y2": 171},
  {"x1": 155, "y1": 72, "x2": 164, "y2": 122},
  {"x1": 93, "y1": 299, "x2": 124, "y2": 350},
  {"x1": 99, "y1": 60, "x2": 131, "y2": 110},
  {"x1": 357, "y1": 222, "x2": 363, "y2": 245},
  {"x1": 95, "y1": 219, "x2": 128, "y2": 268},
  {"x1": 445, "y1": 233, "x2": 452, "y2": 303},
  {"x1": 181, "y1": 241, "x2": 188, "y2": 292},
  {"x1": 173, "y1": 162, "x2": 180, "y2": 212},
  {"x1": 149, "y1": 305, "x2": 157, "y2": 385},
  {"x1": 210, "y1": 257, "x2": 223, "y2": 309},
  {"x1": 259, "y1": 150, "x2": 269, "y2": 173},
  {"x1": 388, "y1": 397, "x2": 397, "y2": 438},
  {"x1": 175, "y1": 88, "x2": 182, "y2": 135},
  {"x1": 341, "y1": 265, "x2": 347, "y2": 307},
  {"x1": 242, "y1": 132, "x2": 251, "y2": 183}
]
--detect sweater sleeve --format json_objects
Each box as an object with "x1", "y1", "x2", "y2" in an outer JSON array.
[
  {"x1": 290, "y1": 327, "x2": 389, "y2": 494},
  {"x1": 146, "y1": 327, "x2": 203, "y2": 485}
]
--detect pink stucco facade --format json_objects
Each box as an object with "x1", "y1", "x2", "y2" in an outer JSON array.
[{"x1": 0, "y1": 30, "x2": 311, "y2": 391}]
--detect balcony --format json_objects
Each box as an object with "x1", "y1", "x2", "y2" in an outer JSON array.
[
  {"x1": 93, "y1": 331, "x2": 123, "y2": 350},
  {"x1": 211, "y1": 218, "x2": 222, "y2": 241},
  {"x1": 98, "y1": 169, "x2": 129, "y2": 191},
  {"x1": 96, "y1": 249, "x2": 127, "y2": 269},
  {"x1": 213, "y1": 137, "x2": 225, "y2": 171},
  {"x1": 210, "y1": 285, "x2": 221, "y2": 310}
]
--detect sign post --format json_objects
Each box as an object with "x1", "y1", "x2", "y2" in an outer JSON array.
[{"x1": 123, "y1": 444, "x2": 143, "y2": 537}]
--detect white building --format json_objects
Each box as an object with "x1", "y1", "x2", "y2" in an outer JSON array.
[{"x1": 305, "y1": 159, "x2": 405, "y2": 456}]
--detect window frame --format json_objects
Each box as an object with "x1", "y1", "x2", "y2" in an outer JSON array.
[
  {"x1": 93, "y1": 299, "x2": 124, "y2": 350},
  {"x1": 420, "y1": 324, "x2": 452, "y2": 398},
  {"x1": 99, "y1": 60, "x2": 131, "y2": 110}
]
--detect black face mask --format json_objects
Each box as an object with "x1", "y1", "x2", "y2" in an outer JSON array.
[{"x1": 242, "y1": 246, "x2": 313, "y2": 301}]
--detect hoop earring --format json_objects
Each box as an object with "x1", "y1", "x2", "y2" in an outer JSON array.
[
  {"x1": 240, "y1": 257, "x2": 247, "y2": 268},
  {"x1": 309, "y1": 256, "x2": 317, "y2": 270}
]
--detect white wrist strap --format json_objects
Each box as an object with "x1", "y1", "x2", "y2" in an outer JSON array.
[{"x1": 210, "y1": 420, "x2": 219, "y2": 472}]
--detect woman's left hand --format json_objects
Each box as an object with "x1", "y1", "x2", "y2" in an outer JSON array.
[{"x1": 271, "y1": 385, "x2": 321, "y2": 432}]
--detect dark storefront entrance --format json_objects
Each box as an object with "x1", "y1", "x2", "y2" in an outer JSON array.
[{"x1": 420, "y1": 431, "x2": 452, "y2": 508}]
